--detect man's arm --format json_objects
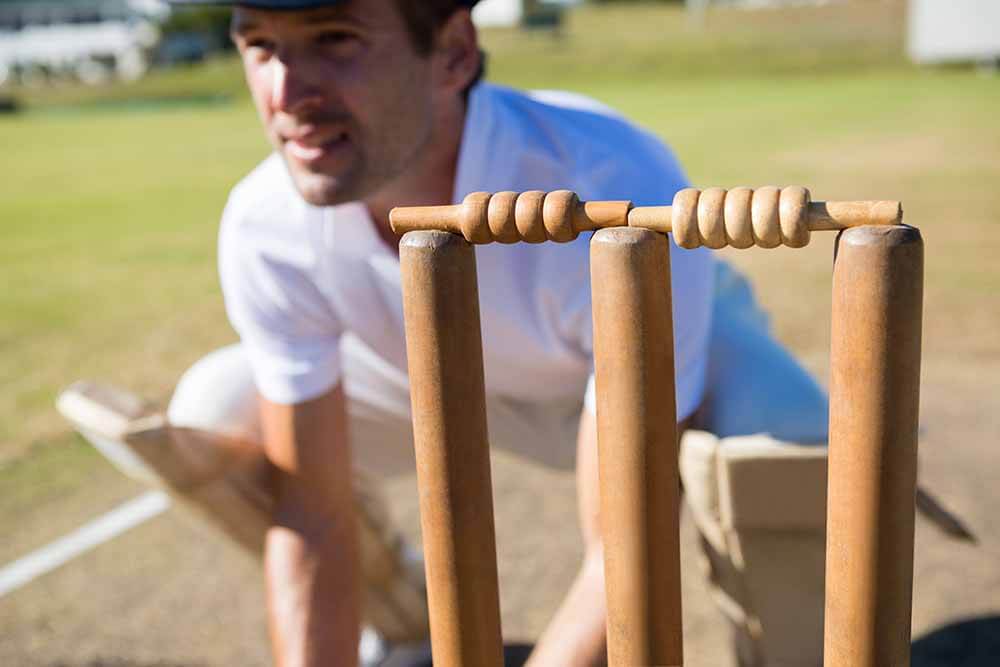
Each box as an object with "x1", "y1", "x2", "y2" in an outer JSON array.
[
  {"x1": 260, "y1": 384, "x2": 360, "y2": 667},
  {"x1": 525, "y1": 408, "x2": 607, "y2": 666}
]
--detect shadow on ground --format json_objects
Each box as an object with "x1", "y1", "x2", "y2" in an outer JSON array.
[
  {"x1": 382, "y1": 643, "x2": 534, "y2": 667},
  {"x1": 912, "y1": 615, "x2": 1000, "y2": 667}
]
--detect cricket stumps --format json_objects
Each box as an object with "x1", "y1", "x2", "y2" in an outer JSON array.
[
  {"x1": 393, "y1": 187, "x2": 923, "y2": 667},
  {"x1": 825, "y1": 225, "x2": 923, "y2": 667},
  {"x1": 399, "y1": 231, "x2": 505, "y2": 667}
]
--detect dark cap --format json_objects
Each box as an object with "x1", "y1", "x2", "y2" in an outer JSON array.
[{"x1": 168, "y1": 0, "x2": 479, "y2": 8}]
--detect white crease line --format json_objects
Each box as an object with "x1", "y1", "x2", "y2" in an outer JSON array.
[{"x1": 0, "y1": 490, "x2": 171, "y2": 597}]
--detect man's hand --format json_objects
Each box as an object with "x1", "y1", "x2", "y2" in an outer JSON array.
[
  {"x1": 261, "y1": 385, "x2": 361, "y2": 667},
  {"x1": 525, "y1": 408, "x2": 608, "y2": 667},
  {"x1": 527, "y1": 409, "x2": 692, "y2": 666}
]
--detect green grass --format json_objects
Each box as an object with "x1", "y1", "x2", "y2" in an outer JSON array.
[
  {"x1": 0, "y1": 101, "x2": 265, "y2": 452},
  {"x1": 485, "y1": 0, "x2": 907, "y2": 87},
  {"x1": 1, "y1": 0, "x2": 998, "y2": 507}
]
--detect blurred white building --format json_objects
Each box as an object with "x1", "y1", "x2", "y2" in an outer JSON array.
[
  {"x1": 473, "y1": 0, "x2": 579, "y2": 29},
  {"x1": 908, "y1": 0, "x2": 1000, "y2": 65},
  {"x1": 0, "y1": 0, "x2": 166, "y2": 87}
]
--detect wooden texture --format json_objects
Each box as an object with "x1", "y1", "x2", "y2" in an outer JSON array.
[
  {"x1": 399, "y1": 230, "x2": 504, "y2": 667},
  {"x1": 590, "y1": 228, "x2": 683, "y2": 667},
  {"x1": 57, "y1": 382, "x2": 272, "y2": 553},
  {"x1": 389, "y1": 188, "x2": 901, "y2": 248},
  {"x1": 825, "y1": 225, "x2": 923, "y2": 667}
]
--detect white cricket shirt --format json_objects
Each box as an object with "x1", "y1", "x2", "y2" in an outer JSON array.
[{"x1": 219, "y1": 82, "x2": 714, "y2": 420}]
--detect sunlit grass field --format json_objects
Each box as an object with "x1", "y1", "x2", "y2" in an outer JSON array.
[
  {"x1": 1, "y1": 0, "x2": 998, "y2": 514},
  {"x1": 2, "y1": 4, "x2": 999, "y2": 663}
]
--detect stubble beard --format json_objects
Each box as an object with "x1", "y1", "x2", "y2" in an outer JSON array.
[{"x1": 283, "y1": 116, "x2": 436, "y2": 209}]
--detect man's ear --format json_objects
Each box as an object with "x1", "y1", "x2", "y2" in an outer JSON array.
[{"x1": 432, "y1": 9, "x2": 481, "y2": 95}]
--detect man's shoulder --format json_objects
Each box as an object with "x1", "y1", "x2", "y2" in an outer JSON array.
[
  {"x1": 471, "y1": 83, "x2": 686, "y2": 203},
  {"x1": 481, "y1": 82, "x2": 620, "y2": 126},
  {"x1": 483, "y1": 83, "x2": 664, "y2": 154}
]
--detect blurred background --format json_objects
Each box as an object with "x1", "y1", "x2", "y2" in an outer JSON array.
[{"x1": 1, "y1": 0, "x2": 998, "y2": 665}]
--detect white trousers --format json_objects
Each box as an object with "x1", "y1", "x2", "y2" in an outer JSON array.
[
  {"x1": 166, "y1": 260, "x2": 829, "y2": 475},
  {"x1": 167, "y1": 333, "x2": 585, "y2": 477}
]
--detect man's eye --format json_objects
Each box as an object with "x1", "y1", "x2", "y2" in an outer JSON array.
[
  {"x1": 246, "y1": 38, "x2": 276, "y2": 52},
  {"x1": 238, "y1": 36, "x2": 277, "y2": 61},
  {"x1": 317, "y1": 31, "x2": 360, "y2": 48}
]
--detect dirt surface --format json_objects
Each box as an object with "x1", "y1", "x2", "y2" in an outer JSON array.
[
  {"x1": 2, "y1": 380, "x2": 998, "y2": 666},
  {"x1": 0, "y1": 450, "x2": 728, "y2": 666}
]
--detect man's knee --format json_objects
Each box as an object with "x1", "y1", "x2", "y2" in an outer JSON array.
[
  {"x1": 173, "y1": 345, "x2": 431, "y2": 642},
  {"x1": 168, "y1": 343, "x2": 262, "y2": 444}
]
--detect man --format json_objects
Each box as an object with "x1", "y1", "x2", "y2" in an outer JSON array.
[
  {"x1": 137, "y1": 0, "x2": 830, "y2": 664},
  {"x1": 203, "y1": 0, "x2": 716, "y2": 664}
]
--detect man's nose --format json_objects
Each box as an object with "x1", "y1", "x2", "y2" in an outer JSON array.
[{"x1": 270, "y1": 58, "x2": 323, "y2": 114}]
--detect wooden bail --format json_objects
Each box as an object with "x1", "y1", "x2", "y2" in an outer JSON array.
[
  {"x1": 398, "y1": 231, "x2": 504, "y2": 667},
  {"x1": 391, "y1": 190, "x2": 903, "y2": 249},
  {"x1": 825, "y1": 225, "x2": 923, "y2": 667},
  {"x1": 591, "y1": 228, "x2": 684, "y2": 667}
]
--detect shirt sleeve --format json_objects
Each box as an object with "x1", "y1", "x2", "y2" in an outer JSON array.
[{"x1": 218, "y1": 193, "x2": 343, "y2": 405}]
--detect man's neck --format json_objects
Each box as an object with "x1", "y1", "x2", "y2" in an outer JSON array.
[{"x1": 365, "y1": 100, "x2": 468, "y2": 254}]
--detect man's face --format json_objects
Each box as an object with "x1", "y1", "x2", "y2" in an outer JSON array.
[{"x1": 231, "y1": 0, "x2": 438, "y2": 206}]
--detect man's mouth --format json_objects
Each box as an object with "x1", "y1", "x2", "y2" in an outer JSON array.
[{"x1": 283, "y1": 130, "x2": 350, "y2": 164}]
